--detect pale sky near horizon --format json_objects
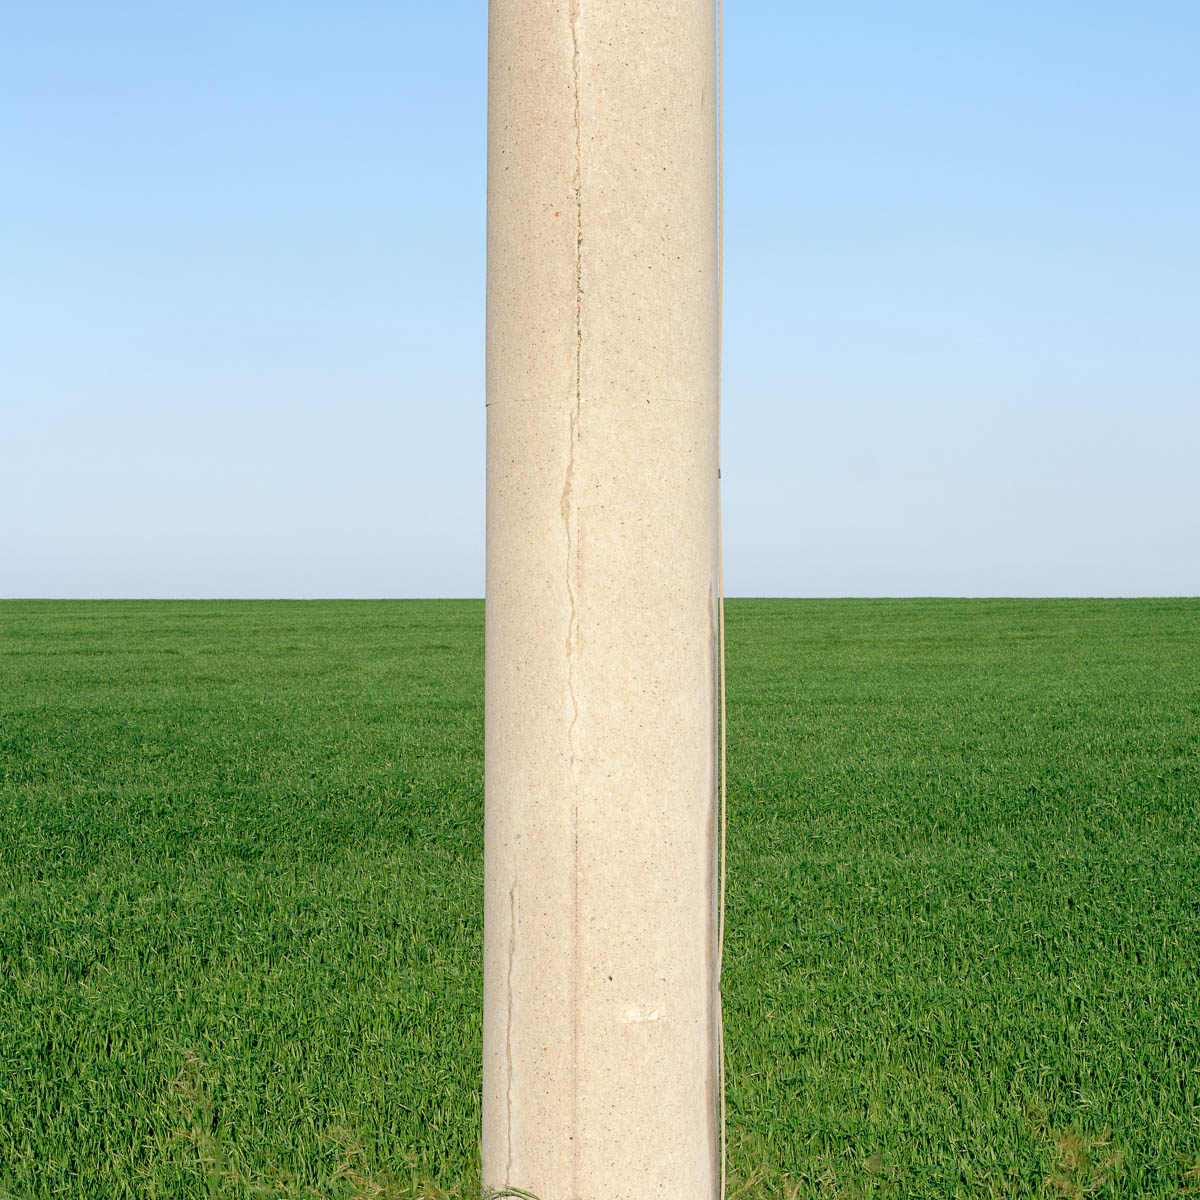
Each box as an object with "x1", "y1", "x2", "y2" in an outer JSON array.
[{"x1": 3, "y1": 2, "x2": 1198, "y2": 598}]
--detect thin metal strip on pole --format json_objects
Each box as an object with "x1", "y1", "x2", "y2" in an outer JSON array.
[{"x1": 716, "y1": 0, "x2": 727, "y2": 1195}]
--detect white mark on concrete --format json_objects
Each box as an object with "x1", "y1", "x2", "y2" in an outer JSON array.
[{"x1": 623, "y1": 1005, "x2": 663, "y2": 1024}]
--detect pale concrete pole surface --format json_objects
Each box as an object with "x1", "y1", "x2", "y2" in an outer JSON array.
[{"x1": 484, "y1": 1, "x2": 720, "y2": 1196}]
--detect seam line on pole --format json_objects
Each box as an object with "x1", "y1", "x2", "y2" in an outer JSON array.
[{"x1": 567, "y1": 2, "x2": 584, "y2": 1197}]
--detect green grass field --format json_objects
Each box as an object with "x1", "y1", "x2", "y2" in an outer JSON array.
[{"x1": 1, "y1": 599, "x2": 1198, "y2": 1199}]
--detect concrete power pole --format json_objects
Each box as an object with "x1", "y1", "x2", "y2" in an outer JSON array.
[{"x1": 483, "y1": 1, "x2": 721, "y2": 1197}]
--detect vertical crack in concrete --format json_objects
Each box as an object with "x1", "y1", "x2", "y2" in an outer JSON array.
[
  {"x1": 505, "y1": 880, "x2": 518, "y2": 1184},
  {"x1": 563, "y1": 0, "x2": 583, "y2": 789},
  {"x1": 565, "y1": 2, "x2": 583, "y2": 1195}
]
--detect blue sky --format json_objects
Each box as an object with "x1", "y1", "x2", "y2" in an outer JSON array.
[{"x1": 3, "y1": 2, "x2": 1197, "y2": 597}]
